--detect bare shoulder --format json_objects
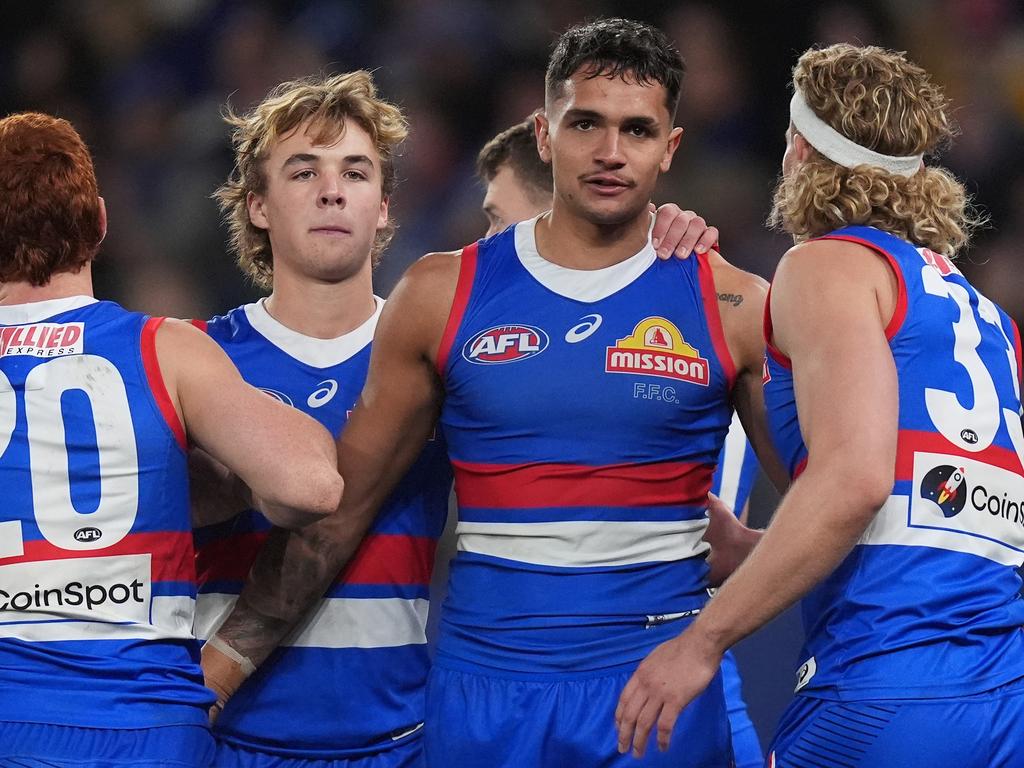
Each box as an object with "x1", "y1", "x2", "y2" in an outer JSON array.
[
  {"x1": 772, "y1": 239, "x2": 898, "y2": 326},
  {"x1": 379, "y1": 249, "x2": 465, "y2": 363},
  {"x1": 707, "y1": 249, "x2": 768, "y2": 308}
]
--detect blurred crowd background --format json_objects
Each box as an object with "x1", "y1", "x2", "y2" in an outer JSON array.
[{"x1": 4, "y1": 0, "x2": 1023, "y2": 749}]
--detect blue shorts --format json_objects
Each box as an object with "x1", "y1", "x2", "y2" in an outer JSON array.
[
  {"x1": 424, "y1": 664, "x2": 732, "y2": 768},
  {"x1": 768, "y1": 677, "x2": 1024, "y2": 767},
  {"x1": 210, "y1": 733, "x2": 423, "y2": 768},
  {"x1": 721, "y1": 651, "x2": 763, "y2": 768},
  {"x1": 0, "y1": 722, "x2": 214, "y2": 767}
]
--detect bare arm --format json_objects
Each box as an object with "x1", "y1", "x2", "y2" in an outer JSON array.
[
  {"x1": 711, "y1": 254, "x2": 790, "y2": 492},
  {"x1": 616, "y1": 239, "x2": 900, "y2": 756},
  {"x1": 157, "y1": 319, "x2": 341, "y2": 528},
  {"x1": 202, "y1": 253, "x2": 459, "y2": 713}
]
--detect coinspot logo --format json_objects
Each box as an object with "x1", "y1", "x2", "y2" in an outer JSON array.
[{"x1": 920, "y1": 465, "x2": 967, "y2": 518}]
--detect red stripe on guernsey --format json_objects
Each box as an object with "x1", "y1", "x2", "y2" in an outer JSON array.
[
  {"x1": 436, "y1": 243, "x2": 479, "y2": 376},
  {"x1": 793, "y1": 455, "x2": 808, "y2": 479},
  {"x1": 696, "y1": 252, "x2": 737, "y2": 390},
  {"x1": 1012, "y1": 319, "x2": 1023, "y2": 393},
  {"x1": 763, "y1": 284, "x2": 792, "y2": 370},
  {"x1": 0, "y1": 532, "x2": 195, "y2": 583},
  {"x1": 452, "y1": 460, "x2": 713, "y2": 508},
  {"x1": 189, "y1": 318, "x2": 208, "y2": 333},
  {"x1": 894, "y1": 429, "x2": 1024, "y2": 480},
  {"x1": 141, "y1": 317, "x2": 187, "y2": 452},
  {"x1": 197, "y1": 532, "x2": 436, "y2": 586},
  {"x1": 816, "y1": 234, "x2": 908, "y2": 340}
]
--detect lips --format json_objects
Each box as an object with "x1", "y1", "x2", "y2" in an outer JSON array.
[
  {"x1": 581, "y1": 174, "x2": 633, "y2": 195},
  {"x1": 310, "y1": 226, "x2": 353, "y2": 235}
]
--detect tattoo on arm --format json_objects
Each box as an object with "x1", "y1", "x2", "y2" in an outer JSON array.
[{"x1": 718, "y1": 292, "x2": 744, "y2": 308}]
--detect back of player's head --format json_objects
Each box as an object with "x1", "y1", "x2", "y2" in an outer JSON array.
[
  {"x1": 545, "y1": 18, "x2": 685, "y2": 118},
  {"x1": 0, "y1": 112, "x2": 104, "y2": 286},
  {"x1": 476, "y1": 117, "x2": 552, "y2": 203},
  {"x1": 215, "y1": 71, "x2": 408, "y2": 289},
  {"x1": 769, "y1": 44, "x2": 982, "y2": 256}
]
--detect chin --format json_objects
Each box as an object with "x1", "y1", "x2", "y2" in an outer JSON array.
[{"x1": 579, "y1": 198, "x2": 646, "y2": 229}]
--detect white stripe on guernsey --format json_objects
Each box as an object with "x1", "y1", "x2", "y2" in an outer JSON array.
[
  {"x1": 0, "y1": 595, "x2": 195, "y2": 642},
  {"x1": 194, "y1": 594, "x2": 429, "y2": 649},
  {"x1": 716, "y1": 412, "x2": 747, "y2": 511},
  {"x1": 455, "y1": 519, "x2": 710, "y2": 567},
  {"x1": 859, "y1": 494, "x2": 1024, "y2": 567}
]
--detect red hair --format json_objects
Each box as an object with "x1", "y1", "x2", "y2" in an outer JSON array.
[{"x1": 0, "y1": 112, "x2": 104, "y2": 285}]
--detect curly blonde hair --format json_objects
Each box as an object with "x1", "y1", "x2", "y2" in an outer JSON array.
[
  {"x1": 768, "y1": 44, "x2": 983, "y2": 257},
  {"x1": 215, "y1": 71, "x2": 408, "y2": 289}
]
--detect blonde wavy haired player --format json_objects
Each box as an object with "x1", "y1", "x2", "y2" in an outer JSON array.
[
  {"x1": 616, "y1": 44, "x2": 1024, "y2": 768},
  {"x1": 215, "y1": 70, "x2": 407, "y2": 289}
]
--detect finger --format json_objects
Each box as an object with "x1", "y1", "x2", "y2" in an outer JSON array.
[
  {"x1": 616, "y1": 688, "x2": 648, "y2": 754},
  {"x1": 631, "y1": 699, "x2": 663, "y2": 759},
  {"x1": 647, "y1": 201, "x2": 657, "y2": 214},
  {"x1": 656, "y1": 700, "x2": 683, "y2": 752},
  {"x1": 667, "y1": 216, "x2": 707, "y2": 260},
  {"x1": 614, "y1": 674, "x2": 640, "y2": 726},
  {"x1": 651, "y1": 204, "x2": 684, "y2": 255},
  {"x1": 694, "y1": 225, "x2": 719, "y2": 255}
]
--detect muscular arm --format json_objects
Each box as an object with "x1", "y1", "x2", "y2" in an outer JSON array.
[
  {"x1": 203, "y1": 253, "x2": 459, "y2": 709},
  {"x1": 157, "y1": 319, "x2": 341, "y2": 528},
  {"x1": 710, "y1": 254, "x2": 790, "y2": 492},
  {"x1": 616, "y1": 239, "x2": 900, "y2": 756}
]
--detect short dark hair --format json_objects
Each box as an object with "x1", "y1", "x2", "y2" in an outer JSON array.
[
  {"x1": 545, "y1": 18, "x2": 685, "y2": 118},
  {"x1": 476, "y1": 116, "x2": 553, "y2": 200},
  {"x1": 0, "y1": 112, "x2": 103, "y2": 286}
]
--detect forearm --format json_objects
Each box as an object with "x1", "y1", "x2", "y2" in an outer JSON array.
[{"x1": 693, "y1": 463, "x2": 881, "y2": 652}]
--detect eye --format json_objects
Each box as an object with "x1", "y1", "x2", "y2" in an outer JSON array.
[
  {"x1": 571, "y1": 119, "x2": 595, "y2": 131},
  {"x1": 292, "y1": 169, "x2": 315, "y2": 181},
  {"x1": 626, "y1": 125, "x2": 651, "y2": 138},
  {"x1": 344, "y1": 170, "x2": 368, "y2": 181}
]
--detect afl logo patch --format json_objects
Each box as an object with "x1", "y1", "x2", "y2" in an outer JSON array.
[
  {"x1": 462, "y1": 325, "x2": 548, "y2": 365},
  {"x1": 259, "y1": 388, "x2": 294, "y2": 406}
]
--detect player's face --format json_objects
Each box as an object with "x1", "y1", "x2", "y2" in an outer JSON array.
[
  {"x1": 482, "y1": 164, "x2": 548, "y2": 237},
  {"x1": 247, "y1": 119, "x2": 388, "y2": 284},
  {"x1": 539, "y1": 70, "x2": 682, "y2": 229}
]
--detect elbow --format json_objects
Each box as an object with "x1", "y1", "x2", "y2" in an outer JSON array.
[{"x1": 261, "y1": 468, "x2": 343, "y2": 530}]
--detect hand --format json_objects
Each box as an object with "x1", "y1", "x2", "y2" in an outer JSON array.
[
  {"x1": 614, "y1": 629, "x2": 722, "y2": 758},
  {"x1": 201, "y1": 635, "x2": 256, "y2": 725},
  {"x1": 704, "y1": 492, "x2": 758, "y2": 587},
  {"x1": 648, "y1": 202, "x2": 719, "y2": 260}
]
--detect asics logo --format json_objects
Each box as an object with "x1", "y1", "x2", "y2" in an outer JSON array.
[
  {"x1": 565, "y1": 314, "x2": 603, "y2": 344},
  {"x1": 307, "y1": 379, "x2": 339, "y2": 408}
]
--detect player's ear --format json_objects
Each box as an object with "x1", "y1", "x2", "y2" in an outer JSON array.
[
  {"x1": 247, "y1": 191, "x2": 269, "y2": 231},
  {"x1": 536, "y1": 111, "x2": 552, "y2": 164},
  {"x1": 377, "y1": 196, "x2": 389, "y2": 231},
  {"x1": 660, "y1": 127, "x2": 684, "y2": 173},
  {"x1": 96, "y1": 196, "x2": 108, "y2": 245},
  {"x1": 792, "y1": 132, "x2": 813, "y2": 165}
]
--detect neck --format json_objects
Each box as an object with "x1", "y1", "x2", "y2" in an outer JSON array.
[
  {"x1": 263, "y1": 261, "x2": 376, "y2": 340},
  {"x1": 534, "y1": 199, "x2": 651, "y2": 270},
  {"x1": 0, "y1": 269, "x2": 95, "y2": 306}
]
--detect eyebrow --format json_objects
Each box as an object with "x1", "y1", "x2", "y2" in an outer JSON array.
[
  {"x1": 563, "y1": 109, "x2": 658, "y2": 129},
  {"x1": 281, "y1": 153, "x2": 376, "y2": 169}
]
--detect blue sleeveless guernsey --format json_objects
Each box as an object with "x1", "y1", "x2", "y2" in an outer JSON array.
[
  {"x1": 435, "y1": 217, "x2": 737, "y2": 675},
  {"x1": 764, "y1": 225, "x2": 1024, "y2": 700},
  {"x1": 193, "y1": 298, "x2": 452, "y2": 759},
  {"x1": 0, "y1": 296, "x2": 211, "y2": 729}
]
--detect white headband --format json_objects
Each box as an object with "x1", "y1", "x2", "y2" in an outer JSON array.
[{"x1": 789, "y1": 90, "x2": 923, "y2": 177}]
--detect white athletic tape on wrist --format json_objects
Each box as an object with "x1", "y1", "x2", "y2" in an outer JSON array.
[
  {"x1": 789, "y1": 90, "x2": 923, "y2": 177},
  {"x1": 208, "y1": 634, "x2": 256, "y2": 677}
]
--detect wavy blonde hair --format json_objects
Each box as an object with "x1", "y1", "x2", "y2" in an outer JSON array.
[
  {"x1": 215, "y1": 71, "x2": 408, "y2": 289},
  {"x1": 768, "y1": 44, "x2": 983, "y2": 257}
]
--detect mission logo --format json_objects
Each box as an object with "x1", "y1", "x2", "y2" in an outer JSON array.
[
  {"x1": 462, "y1": 324, "x2": 549, "y2": 365},
  {"x1": 920, "y1": 464, "x2": 968, "y2": 518},
  {"x1": 605, "y1": 317, "x2": 709, "y2": 385}
]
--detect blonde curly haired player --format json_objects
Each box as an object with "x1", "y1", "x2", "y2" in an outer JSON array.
[{"x1": 617, "y1": 44, "x2": 1024, "y2": 767}]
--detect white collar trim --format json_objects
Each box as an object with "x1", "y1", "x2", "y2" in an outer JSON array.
[
  {"x1": 243, "y1": 296, "x2": 384, "y2": 368},
  {"x1": 0, "y1": 295, "x2": 98, "y2": 324},
  {"x1": 513, "y1": 215, "x2": 656, "y2": 302}
]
